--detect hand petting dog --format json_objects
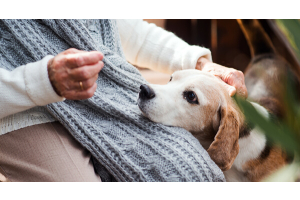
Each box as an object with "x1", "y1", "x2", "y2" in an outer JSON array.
[{"x1": 196, "y1": 57, "x2": 248, "y2": 99}]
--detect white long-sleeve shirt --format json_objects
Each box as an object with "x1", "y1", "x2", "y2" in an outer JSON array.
[
  {"x1": 117, "y1": 19, "x2": 212, "y2": 74},
  {"x1": 0, "y1": 19, "x2": 212, "y2": 135}
]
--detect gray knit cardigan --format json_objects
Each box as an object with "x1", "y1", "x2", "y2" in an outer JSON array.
[{"x1": 0, "y1": 19, "x2": 225, "y2": 182}]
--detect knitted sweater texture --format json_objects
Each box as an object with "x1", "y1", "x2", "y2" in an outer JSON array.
[{"x1": 0, "y1": 19, "x2": 225, "y2": 182}]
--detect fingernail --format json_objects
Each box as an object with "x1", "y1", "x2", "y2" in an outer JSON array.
[
  {"x1": 99, "y1": 61, "x2": 104, "y2": 67},
  {"x1": 229, "y1": 88, "x2": 236, "y2": 96},
  {"x1": 98, "y1": 52, "x2": 104, "y2": 60}
]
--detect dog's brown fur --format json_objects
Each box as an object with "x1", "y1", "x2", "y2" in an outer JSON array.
[
  {"x1": 243, "y1": 145, "x2": 289, "y2": 181},
  {"x1": 236, "y1": 97, "x2": 289, "y2": 181},
  {"x1": 235, "y1": 19, "x2": 299, "y2": 181},
  {"x1": 207, "y1": 105, "x2": 240, "y2": 171},
  {"x1": 138, "y1": 19, "x2": 299, "y2": 181}
]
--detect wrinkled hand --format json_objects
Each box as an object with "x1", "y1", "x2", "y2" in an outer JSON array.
[
  {"x1": 196, "y1": 57, "x2": 248, "y2": 98},
  {"x1": 47, "y1": 48, "x2": 104, "y2": 100}
]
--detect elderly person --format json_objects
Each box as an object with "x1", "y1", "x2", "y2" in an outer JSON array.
[{"x1": 0, "y1": 19, "x2": 247, "y2": 182}]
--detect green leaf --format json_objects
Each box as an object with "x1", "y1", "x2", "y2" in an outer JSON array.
[
  {"x1": 276, "y1": 19, "x2": 300, "y2": 61},
  {"x1": 234, "y1": 96, "x2": 300, "y2": 156},
  {"x1": 283, "y1": 73, "x2": 300, "y2": 134}
]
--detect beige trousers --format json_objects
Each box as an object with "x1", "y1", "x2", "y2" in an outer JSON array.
[{"x1": 0, "y1": 122, "x2": 101, "y2": 182}]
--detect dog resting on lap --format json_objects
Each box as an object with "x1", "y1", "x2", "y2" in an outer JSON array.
[
  {"x1": 138, "y1": 69, "x2": 287, "y2": 182},
  {"x1": 138, "y1": 19, "x2": 298, "y2": 182}
]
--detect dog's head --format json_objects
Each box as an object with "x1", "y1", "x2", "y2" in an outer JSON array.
[{"x1": 138, "y1": 69, "x2": 241, "y2": 171}]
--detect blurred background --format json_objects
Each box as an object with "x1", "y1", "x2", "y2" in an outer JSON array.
[{"x1": 140, "y1": 19, "x2": 300, "y2": 85}]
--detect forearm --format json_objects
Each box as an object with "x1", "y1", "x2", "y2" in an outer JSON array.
[
  {"x1": 117, "y1": 19, "x2": 212, "y2": 75},
  {"x1": 0, "y1": 56, "x2": 65, "y2": 119}
]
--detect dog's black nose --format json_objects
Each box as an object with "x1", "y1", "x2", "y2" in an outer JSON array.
[{"x1": 139, "y1": 84, "x2": 155, "y2": 99}]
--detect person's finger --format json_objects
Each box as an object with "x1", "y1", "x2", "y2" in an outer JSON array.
[
  {"x1": 218, "y1": 70, "x2": 248, "y2": 98},
  {"x1": 220, "y1": 80, "x2": 237, "y2": 97},
  {"x1": 228, "y1": 79, "x2": 248, "y2": 98},
  {"x1": 65, "y1": 51, "x2": 104, "y2": 68},
  {"x1": 236, "y1": 85, "x2": 248, "y2": 98},
  {"x1": 61, "y1": 83, "x2": 98, "y2": 100},
  {"x1": 69, "y1": 61, "x2": 104, "y2": 81},
  {"x1": 201, "y1": 62, "x2": 248, "y2": 98},
  {"x1": 228, "y1": 86, "x2": 237, "y2": 97},
  {"x1": 227, "y1": 75, "x2": 247, "y2": 98},
  {"x1": 68, "y1": 74, "x2": 99, "y2": 91},
  {"x1": 62, "y1": 48, "x2": 85, "y2": 55},
  {"x1": 208, "y1": 70, "x2": 238, "y2": 96}
]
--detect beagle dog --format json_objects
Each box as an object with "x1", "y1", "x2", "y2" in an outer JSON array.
[
  {"x1": 138, "y1": 69, "x2": 289, "y2": 182},
  {"x1": 138, "y1": 19, "x2": 299, "y2": 181}
]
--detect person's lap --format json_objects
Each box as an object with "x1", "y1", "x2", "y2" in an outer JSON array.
[{"x1": 0, "y1": 122, "x2": 101, "y2": 182}]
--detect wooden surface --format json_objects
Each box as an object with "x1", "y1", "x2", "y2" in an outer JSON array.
[{"x1": 138, "y1": 68, "x2": 170, "y2": 85}]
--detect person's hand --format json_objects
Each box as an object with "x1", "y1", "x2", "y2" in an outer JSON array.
[
  {"x1": 196, "y1": 57, "x2": 248, "y2": 99},
  {"x1": 47, "y1": 48, "x2": 104, "y2": 100}
]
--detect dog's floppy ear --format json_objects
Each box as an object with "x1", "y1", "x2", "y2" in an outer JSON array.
[{"x1": 207, "y1": 105, "x2": 240, "y2": 171}]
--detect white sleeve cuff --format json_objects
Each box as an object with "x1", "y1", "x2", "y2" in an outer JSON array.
[
  {"x1": 24, "y1": 55, "x2": 65, "y2": 106},
  {"x1": 117, "y1": 19, "x2": 213, "y2": 74},
  {"x1": 173, "y1": 45, "x2": 212, "y2": 71}
]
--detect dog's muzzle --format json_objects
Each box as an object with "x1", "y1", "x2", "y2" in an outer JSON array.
[{"x1": 139, "y1": 84, "x2": 155, "y2": 100}]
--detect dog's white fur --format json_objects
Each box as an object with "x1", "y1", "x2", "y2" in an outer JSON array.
[
  {"x1": 138, "y1": 69, "x2": 225, "y2": 134},
  {"x1": 224, "y1": 102, "x2": 268, "y2": 181},
  {"x1": 138, "y1": 69, "x2": 271, "y2": 181}
]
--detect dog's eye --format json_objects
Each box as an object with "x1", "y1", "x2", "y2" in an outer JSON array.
[
  {"x1": 169, "y1": 76, "x2": 173, "y2": 82},
  {"x1": 183, "y1": 91, "x2": 199, "y2": 104}
]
